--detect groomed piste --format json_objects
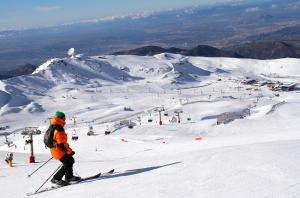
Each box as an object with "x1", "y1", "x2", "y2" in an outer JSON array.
[{"x1": 0, "y1": 53, "x2": 300, "y2": 198}]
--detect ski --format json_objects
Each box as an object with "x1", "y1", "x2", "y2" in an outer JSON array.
[
  {"x1": 26, "y1": 169, "x2": 115, "y2": 196},
  {"x1": 77, "y1": 168, "x2": 114, "y2": 182}
]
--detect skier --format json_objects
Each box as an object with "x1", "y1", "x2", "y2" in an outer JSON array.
[
  {"x1": 48, "y1": 111, "x2": 80, "y2": 185},
  {"x1": 5, "y1": 152, "x2": 13, "y2": 167}
]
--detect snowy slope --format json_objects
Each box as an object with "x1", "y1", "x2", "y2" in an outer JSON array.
[{"x1": 0, "y1": 54, "x2": 300, "y2": 198}]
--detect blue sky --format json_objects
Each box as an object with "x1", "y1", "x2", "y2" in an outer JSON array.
[{"x1": 0, "y1": 0, "x2": 242, "y2": 30}]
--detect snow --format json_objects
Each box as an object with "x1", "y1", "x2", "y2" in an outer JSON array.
[{"x1": 0, "y1": 53, "x2": 300, "y2": 197}]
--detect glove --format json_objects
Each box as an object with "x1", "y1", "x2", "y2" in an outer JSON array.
[{"x1": 71, "y1": 151, "x2": 75, "y2": 156}]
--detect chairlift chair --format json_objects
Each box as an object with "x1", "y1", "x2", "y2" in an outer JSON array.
[
  {"x1": 87, "y1": 125, "x2": 94, "y2": 136},
  {"x1": 25, "y1": 139, "x2": 32, "y2": 145},
  {"x1": 72, "y1": 135, "x2": 79, "y2": 141},
  {"x1": 87, "y1": 131, "x2": 94, "y2": 136}
]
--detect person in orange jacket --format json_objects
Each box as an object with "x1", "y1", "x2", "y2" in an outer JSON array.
[{"x1": 49, "y1": 111, "x2": 80, "y2": 185}]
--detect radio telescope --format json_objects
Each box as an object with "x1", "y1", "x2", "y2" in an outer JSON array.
[{"x1": 67, "y1": 48, "x2": 76, "y2": 58}]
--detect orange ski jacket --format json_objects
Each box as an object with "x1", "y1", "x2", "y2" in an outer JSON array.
[{"x1": 49, "y1": 116, "x2": 73, "y2": 160}]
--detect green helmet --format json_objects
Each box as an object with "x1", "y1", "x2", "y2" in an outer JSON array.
[{"x1": 55, "y1": 111, "x2": 65, "y2": 120}]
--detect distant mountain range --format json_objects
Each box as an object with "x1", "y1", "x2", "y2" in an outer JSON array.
[
  {"x1": 113, "y1": 40, "x2": 300, "y2": 59},
  {"x1": 1, "y1": 39, "x2": 300, "y2": 80},
  {"x1": 0, "y1": 64, "x2": 36, "y2": 80},
  {"x1": 182, "y1": 46, "x2": 242, "y2": 58},
  {"x1": 229, "y1": 40, "x2": 300, "y2": 59},
  {"x1": 113, "y1": 46, "x2": 185, "y2": 56},
  {"x1": 114, "y1": 45, "x2": 243, "y2": 58}
]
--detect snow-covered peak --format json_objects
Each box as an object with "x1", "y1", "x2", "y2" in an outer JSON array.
[
  {"x1": 32, "y1": 58, "x2": 60, "y2": 74},
  {"x1": 32, "y1": 56, "x2": 140, "y2": 86}
]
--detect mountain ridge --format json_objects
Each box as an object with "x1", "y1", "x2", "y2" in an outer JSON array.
[
  {"x1": 113, "y1": 41, "x2": 300, "y2": 59},
  {"x1": 2, "y1": 40, "x2": 300, "y2": 80},
  {"x1": 113, "y1": 45, "x2": 242, "y2": 58}
]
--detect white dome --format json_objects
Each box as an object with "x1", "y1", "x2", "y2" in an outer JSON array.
[{"x1": 67, "y1": 48, "x2": 76, "y2": 57}]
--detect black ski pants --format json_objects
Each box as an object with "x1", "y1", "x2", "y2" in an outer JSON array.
[{"x1": 53, "y1": 154, "x2": 74, "y2": 180}]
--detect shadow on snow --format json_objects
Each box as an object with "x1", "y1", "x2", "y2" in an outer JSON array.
[{"x1": 81, "y1": 161, "x2": 182, "y2": 184}]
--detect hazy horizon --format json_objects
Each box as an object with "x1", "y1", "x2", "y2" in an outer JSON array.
[{"x1": 0, "y1": 0, "x2": 254, "y2": 31}]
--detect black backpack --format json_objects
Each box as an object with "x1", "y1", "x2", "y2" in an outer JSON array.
[{"x1": 44, "y1": 125, "x2": 63, "y2": 148}]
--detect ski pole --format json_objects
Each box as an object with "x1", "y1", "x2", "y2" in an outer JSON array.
[
  {"x1": 27, "y1": 157, "x2": 53, "y2": 177},
  {"x1": 34, "y1": 164, "x2": 62, "y2": 194}
]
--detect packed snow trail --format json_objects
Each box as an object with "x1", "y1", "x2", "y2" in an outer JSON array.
[{"x1": 0, "y1": 54, "x2": 300, "y2": 198}]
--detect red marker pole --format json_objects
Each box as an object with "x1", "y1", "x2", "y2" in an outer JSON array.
[
  {"x1": 29, "y1": 133, "x2": 35, "y2": 163},
  {"x1": 159, "y1": 111, "x2": 162, "y2": 125}
]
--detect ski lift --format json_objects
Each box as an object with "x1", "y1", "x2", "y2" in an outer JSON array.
[
  {"x1": 104, "y1": 125, "x2": 111, "y2": 135},
  {"x1": 87, "y1": 125, "x2": 95, "y2": 136},
  {"x1": 71, "y1": 116, "x2": 79, "y2": 140},
  {"x1": 72, "y1": 135, "x2": 79, "y2": 141},
  {"x1": 127, "y1": 121, "x2": 136, "y2": 129},
  {"x1": 72, "y1": 130, "x2": 78, "y2": 141},
  {"x1": 147, "y1": 110, "x2": 153, "y2": 123},
  {"x1": 128, "y1": 121, "x2": 135, "y2": 129},
  {"x1": 87, "y1": 131, "x2": 94, "y2": 136},
  {"x1": 25, "y1": 139, "x2": 32, "y2": 145}
]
